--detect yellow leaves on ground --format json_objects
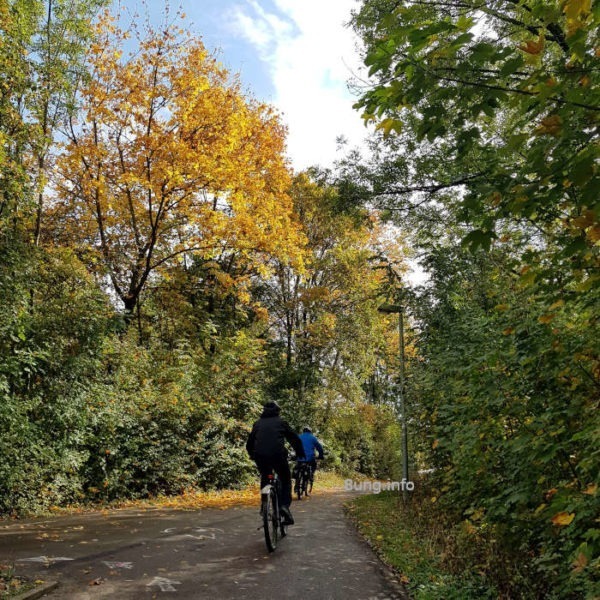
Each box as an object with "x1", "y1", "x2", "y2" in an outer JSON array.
[
  {"x1": 583, "y1": 483, "x2": 597, "y2": 496},
  {"x1": 47, "y1": 473, "x2": 348, "y2": 516},
  {"x1": 132, "y1": 487, "x2": 260, "y2": 510},
  {"x1": 50, "y1": 488, "x2": 258, "y2": 512},
  {"x1": 551, "y1": 511, "x2": 575, "y2": 526}
]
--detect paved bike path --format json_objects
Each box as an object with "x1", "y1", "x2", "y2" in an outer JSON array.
[{"x1": 0, "y1": 491, "x2": 407, "y2": 599}]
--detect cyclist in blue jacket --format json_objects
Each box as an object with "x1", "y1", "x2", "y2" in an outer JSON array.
[{"x1": 294, "y1": 426, "x2": 324, "y2": 487}]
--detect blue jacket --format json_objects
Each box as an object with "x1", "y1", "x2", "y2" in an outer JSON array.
[{"x1": 298, "y1": 432, "x2": 324, "y2": 462}]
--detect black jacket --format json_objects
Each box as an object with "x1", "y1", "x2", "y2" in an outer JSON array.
[{"x1": 246, "y1": 405, "x2": 305, "y2": 461}]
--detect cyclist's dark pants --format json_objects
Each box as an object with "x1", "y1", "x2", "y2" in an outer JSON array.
[{"x1": 254, "y1": 454, "x2": 292, "y2": 507}]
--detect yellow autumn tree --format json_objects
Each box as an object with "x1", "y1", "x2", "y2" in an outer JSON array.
[
  {"x1": 53, "y1": 12, "x2": 304, "y2": 316},
  {"x1": 263, "y1": 172, "x2": 406, "y2": 397}
]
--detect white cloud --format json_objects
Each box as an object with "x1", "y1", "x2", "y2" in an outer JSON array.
[
  {"x1": 231, "y1": 0, "x2": 293, "y2": 51},
  {"x1": 229, "y1": 0, "x2": 368, "y2": 171}
]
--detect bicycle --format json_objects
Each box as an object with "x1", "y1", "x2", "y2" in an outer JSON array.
[
  {"x1": 260, "y1": 470, "x2": 287, "y2": 552},
  {"x1": 293, "y1": 461, "x2": 312, "y2": 500}
]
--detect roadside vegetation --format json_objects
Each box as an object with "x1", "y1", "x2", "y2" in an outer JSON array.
[
  {"x1": 1, "y1": 0, "x2": 405, "y2": 518},
  {"x1": 349, "y1": 485, "x2": 531, "y2": 600},
  {"x1": 345, "y1": 0, "x2": 599, "y2": 597},
  {"x1": 33, "y1": 471, "x2": 348, "y2": 516},
  {"x1": 0, "y1": 0, "x2": 597, "y2": 598},
  {"x1": 0, "y1": 564, "x2": 39, "y2": 599}
]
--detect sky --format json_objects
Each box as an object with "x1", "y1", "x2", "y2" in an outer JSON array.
[
  {"x1": 116, "y1": 0, "x2": 369, "y2": 171},
  {"x1": 114, "y1": 1, "x2": 426, "y2": 284}
]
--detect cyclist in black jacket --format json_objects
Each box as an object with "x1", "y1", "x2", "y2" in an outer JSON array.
[{"x1": 246, "y1": 401, "x2": 305, "y2": 525}]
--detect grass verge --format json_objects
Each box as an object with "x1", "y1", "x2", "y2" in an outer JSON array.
[
  {"x1": 345, "y1": 490, "x2": 499, "y2": 600},
  {"x1": 0, "y1": 564, "x2": 41, "y2": 599}
]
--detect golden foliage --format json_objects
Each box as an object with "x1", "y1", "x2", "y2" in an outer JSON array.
[
  {"x1": 563, "y1": 0, "x2": 592, "y2": 35},
  {"x1": 519, "y1": 35, "x2": 545, "y2": 55},
  {"x1": 571, "y1": 552, "x2": 588, "y2": 573},
  {"x1": 54, "y1": 11, "x2": 305, "y2": 309},
  {"x1": 535, "y1": 114, "x2": 563, "y2": 137},
  {"x1": 583, "y1": 483, "x2": 597, "y2": 496},
  {"x1": 551, "y1": 511, "x2": 575, "y2": 526}
]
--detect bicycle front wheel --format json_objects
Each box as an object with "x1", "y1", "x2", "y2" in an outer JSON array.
[{"x1": 263, "y1": 491, "x2": 278, "y2": 552}]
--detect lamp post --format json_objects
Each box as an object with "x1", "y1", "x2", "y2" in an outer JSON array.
[{"x1": 378, "y1": 300, "x2": 409, "y2": 499}]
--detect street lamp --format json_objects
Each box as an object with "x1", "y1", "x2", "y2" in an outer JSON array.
[{"x1": 378, "y1": 300, "x2": 409, "y2": 500}]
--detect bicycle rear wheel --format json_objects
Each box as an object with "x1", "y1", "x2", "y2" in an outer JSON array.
[
  {"x1": 300, "y1": 467, "x2": 309, "y2": 497},
  {"x1": 296, "y1": 469, "x2": 304, "y2": 501},
  {"x1": 263, "y1": 490, "x2": 278, "y2": 552}
]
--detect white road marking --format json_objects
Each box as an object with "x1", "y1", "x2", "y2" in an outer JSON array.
[
  {"x1": 102, "y1": 561, "x2": 134, "y2": 569},
  {"x1": 17, "y1": 556, "x2": 74, "y2": 564},
  {"x1": 147, "y1": 576, "x2": 182, "y2": 592}
]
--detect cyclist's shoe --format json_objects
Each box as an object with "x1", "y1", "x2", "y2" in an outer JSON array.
[{"x1": 280, "y1": 506, "x2": 294, "y2": 525}]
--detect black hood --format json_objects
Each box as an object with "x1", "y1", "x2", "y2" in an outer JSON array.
[{"x1": 261, "y1": 402, "x2": 280, "y2": 418}]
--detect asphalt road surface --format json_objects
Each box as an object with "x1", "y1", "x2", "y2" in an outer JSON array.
[{"x1": 0, "y1": 490, "x2": 407, "y2": 599}]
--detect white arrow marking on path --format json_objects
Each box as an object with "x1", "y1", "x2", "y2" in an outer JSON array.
[
  {"x1": 162, "y1": 526, "x2": 223, "y2": 541},
  {"x1": 17, "y1": 556, "x2": 74, "y2": 564},
  {"x1": 102, "y1": 561, "x2": 133, "y2": 569},
  {"x1": 147, "y1": 576, "x2": 182, "y2": 592},
  {"x1": 193, "y1": 528, "x2": 223, "y2": 535},
  {"x1": 183, "y1": 533, "x2": 216, "y2": 540}
]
